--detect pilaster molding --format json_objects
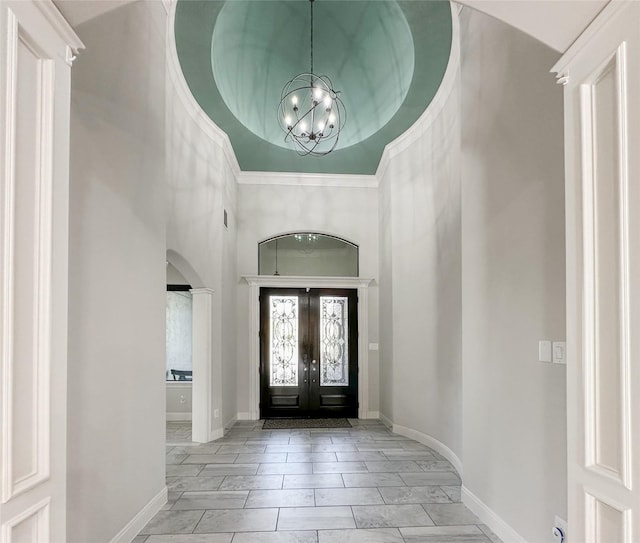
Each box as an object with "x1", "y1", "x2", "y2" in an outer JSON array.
[
  {"x1": 190, "y1": 288, "x2": 214, "y2": 443},
  {"x1": 242, "y1": 275, "x2": 374, "y2": 420},
  {"x1": 189, "y1": 287, "x2": 215, "y2": 296}
]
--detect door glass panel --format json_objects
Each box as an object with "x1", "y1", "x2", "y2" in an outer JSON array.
[
  {"x1": 270, "y1": 295, "x2": 299, "y2": 387},
  {"x1": 320, "y1": 296, "x2": 349, "y2": 386}
]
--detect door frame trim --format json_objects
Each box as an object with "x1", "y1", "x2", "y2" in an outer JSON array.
[{"x1": 243, "y1": 275, "x2": 373, "y2": 420}]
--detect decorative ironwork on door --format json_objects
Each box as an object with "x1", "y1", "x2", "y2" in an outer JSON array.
[
  {"x1": 320, "y1": 296, "x2": 349, "y2": 386},
  {"x1": 269, "y1": 296, "x2": 299, "y2": 386}
]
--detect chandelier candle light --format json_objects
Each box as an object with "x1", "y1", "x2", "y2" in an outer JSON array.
[{"x1": 278, "y1": 0, "x2": 345, "y2": 157}]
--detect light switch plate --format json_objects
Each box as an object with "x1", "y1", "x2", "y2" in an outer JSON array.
[
  {"x1": 369, "y1": 343, "x2": 379, "y2": 351},
  {"x1": 553, "y1": 342, "x2": 566, "y2": 365},
  {"x1": 539, "y1": 340, "x2": 552, "y2": 363}
]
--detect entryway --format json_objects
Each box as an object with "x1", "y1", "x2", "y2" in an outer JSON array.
[{"x1": 260, "y1": 288, "x2": 358, "y2": 419}]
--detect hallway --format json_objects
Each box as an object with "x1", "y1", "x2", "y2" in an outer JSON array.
[{"x1": 135, "y1": 421, "x2": 501, "y2": 542}]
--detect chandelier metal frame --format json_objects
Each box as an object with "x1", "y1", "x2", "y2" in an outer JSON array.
[{"x1": 277, "y1": 0, "x2": 346, "y2": 157}]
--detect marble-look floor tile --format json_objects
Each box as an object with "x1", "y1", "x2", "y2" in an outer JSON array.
[
  {"x1": 146, "y1": 535, "x2": 232, "y2": 543},
  {"x1": 400, "y1": 525, "x2": 488, "y2": 542},
  {"x1": 266, "y1": 444, "x2": 313, "y2": 453},
  {"x1": 140, "y1": 511, "x2": 205, "y2": 535},
  {"x1": 218, "y1": 475, "x2": 283, "y2": 490},
  {"x1": 440, "y1": 486, "x2": 461, "y2": 502},
  {"x1": 283, "y1": 473, "x2": 344, "y2": 489},
  {"x1": 287, "y1": 453, "x2": 338, "y2": 463},
  {"x1": 183, "y1": 445, "x2": 221, "y2": 455},
  {"x1": 166, "y1": 453, "x2": 188, "y2": 465},
  {"x1": 356, "y1": 443, "x2": 404, "y2": 451},
  {"x1": 342, "y1": 473, "x2": 405, "y2": 488},
  {"x1": 183, "y1": 454, "x2": 238, "y2": 464},
  {"x1": 194, "y1": 508, "x2": 279, "y2": 533},
  {"x1": 422, "y1": 504, "x2": 481, "y2": 526},
  {"x1": 161, "y1": 492, "x2": 183, "y2": 511},
  {"x1": 167, "y1": 476, "x2": 224, "y2": 492},
  {"x1": 335, "y1": 452, "x2": 388, "y2": 462},
  {"x1": 217, "y1": 445, "x2": 267, "y2": 454},
  {"x1": 245, "y1": 488, "x2": 315, "y2": 508},
  {"x1": 352, "y1": 505, "x2": 434, "y2": 529},
  {"x1": 312, "y1": 462, "x2": 367, "y2": 474},
  {"x1": 166, "y1": 465, "x2": 203, "y2": 477},
  {"x1": 232, "y1": 531, "x2": 318, "y2": 543},
  {"x1": 365, "y1": 461, "x2": 422, "y2": 473},
  {"x1": 200, "y1": 464, "x2": 258, "y2": 476},
  {"x1": 315, "y1": 487, "x2": 384, "y2": 506},
  {"x1": 311, "y1": 444, "x2": 357, "y2": 452},
  {"x1": 382, "y1": 452, "x2": 437, "y2": 461},
  {"x1": 277, "y1": 506, "x2": 356, "y2": 530},
  {"x1": 172, "y1": 490, "x2": 248, "y2": 510},
  {"x1": 318, "y1": 528, "x2": 404, "y2": 543},
  {"x1": 379, "y1": 486, "x2": 451, "y2": 505},
  {"x1": 258, "y1": 462, "x2": 313, "y2": 475},
  {"x1": 416, "y1": 460, "x2": 455, "y2": 472},
  {"x1": 236, "y1": 453, "x2": 288, "y2": 464},
  {"x1": 399, "y1": 473, "x2": 461, "y2": 487}
]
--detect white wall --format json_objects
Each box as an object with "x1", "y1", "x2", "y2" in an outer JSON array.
[
  {"x1": 166, "y1": 382, "x2": 192, "y2": 420},
  {"x1": 166, "y1": 27, "x2": 238, "y2": 431},
  {"x1": 67, "y1": 1, "x2": 167, "y2": 540},
  {"x1": 378, "y1": 73, "x2": 463, "y2": 457},
  {"x1": 460, "y1": 8, "x2": 567, "y2": 542},
  {"x1": 236, "y1": 182, "x2": 380, "y2": 417}
]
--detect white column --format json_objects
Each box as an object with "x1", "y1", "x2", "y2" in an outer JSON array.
[{"x1": 190, "y1": 288, "x2": 223, "y2": 442}]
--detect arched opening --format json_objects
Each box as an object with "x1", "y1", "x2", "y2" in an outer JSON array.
[
  {"x1": 166, "y1": 250, "x2": 218, "y2": 443},
  {"x1": 258, "y1": 232, "x2": 358, "y2": 277}
]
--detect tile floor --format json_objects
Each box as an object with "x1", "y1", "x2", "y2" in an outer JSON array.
[{"x1": 135, "y1": 421, "x2": 502, "y2": 543}]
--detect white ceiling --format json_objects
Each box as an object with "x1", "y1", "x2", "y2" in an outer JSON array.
[
  {"x1": 457, "y1": 0, "x2": 608, "y2": 52},
  {"x1": 55, "y1": 0, "x2": 609, "y2": 54},
  {"x1": 54, "y1": 0, "x2": 137, "y2": 28}
]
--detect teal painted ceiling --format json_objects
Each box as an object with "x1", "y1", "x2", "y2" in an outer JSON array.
[{"x1": 175, "y1": 0, "x2": 452, "y2": 175}]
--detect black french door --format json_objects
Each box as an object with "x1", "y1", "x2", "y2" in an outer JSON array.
[{"x1": 260, "y1": 288, "x2": 358, "y2": 418}]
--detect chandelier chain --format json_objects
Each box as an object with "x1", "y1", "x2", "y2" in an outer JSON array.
[{"x1": 310, "y1": 0, "x2": 314, "y2": 74}]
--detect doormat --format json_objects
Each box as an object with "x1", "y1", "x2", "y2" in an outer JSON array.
[{"x1": 262, "y1": 418, "x2": 352, "y2": 430}]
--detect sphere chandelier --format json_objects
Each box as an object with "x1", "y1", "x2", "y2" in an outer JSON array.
[{"x1": 278, "y1": 0, "x2": 346, "y2": 157}]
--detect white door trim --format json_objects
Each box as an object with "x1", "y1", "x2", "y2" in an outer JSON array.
[{"x1": 243, "y1": 275, "x2": 373, "y2": 420}]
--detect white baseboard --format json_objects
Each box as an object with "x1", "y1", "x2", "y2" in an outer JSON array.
[
  {"x1": 166, "y1": 412, "x2": 192, "y2": 422},
  {"x1": 379, "y1": 412, "x2": 393, "y2": 428},
  {"x1": 392, "y1": 423, "x2": 463, "y2": 477},
  {"x1": 108, "y1": 486, "x2": 167, "y2": 543},
  {"x1": 209, "y1": 428, "x2": 224, "y2": 442},
  {"x1": 366, "y1": 411, "x2": 380, "y2": 419},
  {"x1": 462, "y1": 485, "x2": 526, "y2": 543},
  {"x1": 224, "y1": 415, "x2": 238, "y2": 432},
  {"x1": 236, "y1": 412, "x2": 252, "y2": 421}
]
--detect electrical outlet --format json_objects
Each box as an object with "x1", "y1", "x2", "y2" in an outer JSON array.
[
  {"x1": 179, "y1": 394, "x2": 186, "y2": 404},
  {"x1": 214, "y1": 409, "x2": 220, "y2": 419},
  {"x1": 553, "y1": 515, "x2": 567, "y2": 543}
]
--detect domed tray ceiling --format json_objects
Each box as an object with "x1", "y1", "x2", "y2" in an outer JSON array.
[{"x1": 175, "y1": 0, "x2": 452, "y2": 175}]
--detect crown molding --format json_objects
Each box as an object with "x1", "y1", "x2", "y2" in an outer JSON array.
[
  {"x1": 242, "y1": 275, "x2": 373, "y2": 289},
  {"x1": 35, "y1": 0, "x2": 84, "y2": 54},
  {"x1": 377, "y1": 2, "x2": 460, "y2": 180},
  {"x1": 551, "y1": 0, "x2": 630, "y2": 77},
  {"x1": 237, "y1": 171, "x2": 378, "y2": 188}
]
